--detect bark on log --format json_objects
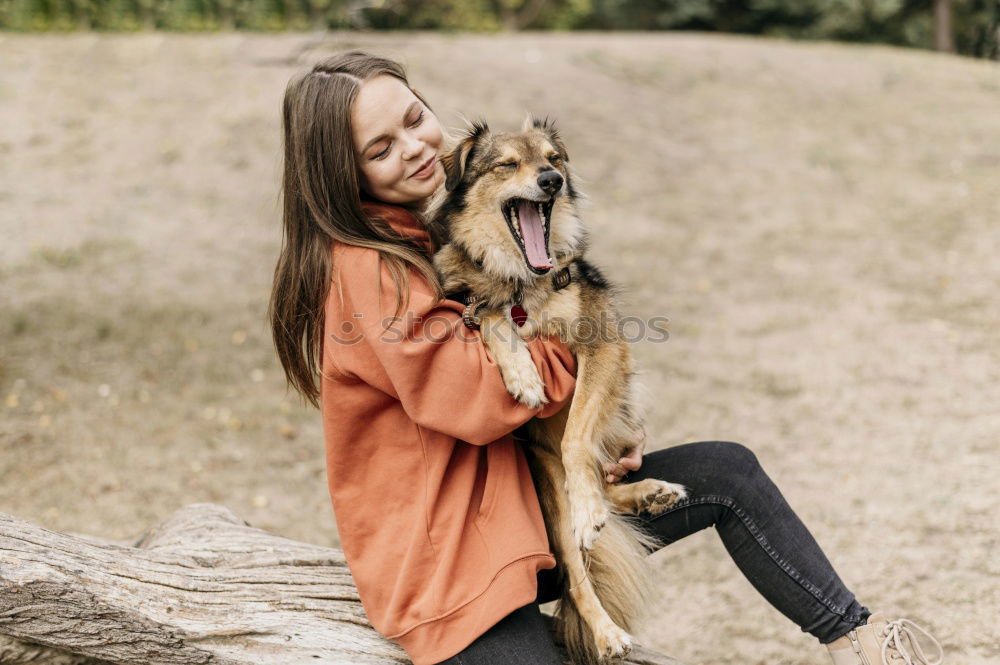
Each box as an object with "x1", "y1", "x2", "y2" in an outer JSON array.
[{"x1": 0, "y1": 504, "x2": 685, "y2": 665}]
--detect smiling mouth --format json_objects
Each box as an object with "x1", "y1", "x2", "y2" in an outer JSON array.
[
  {"x1": 501, "y1": 197, "x2": 555, "y2": 274},
  {"x1": 411, "y1": 156, "x2": 435, "y2": 178}
]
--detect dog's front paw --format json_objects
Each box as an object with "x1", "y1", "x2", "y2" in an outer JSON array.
[
  {"x1": 640, "y1": 480, "x2": 688, "y2": 515},
  {"x1": 594, "y1": 623, "x2": 632, "y2": 661},
  {"x1": 501, "y1": 362, "x2": 548, "y2": 409},
  {"x1": 570, "y1": 489, "x2": 610, "y2": 551}
]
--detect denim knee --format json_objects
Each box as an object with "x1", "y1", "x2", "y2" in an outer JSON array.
[
  {"x1": 686, "y1": 440, "x2": 765, "y2": 498},
  {"x1": 702, "y1": 440, "x2": 760, "y2": 468}
]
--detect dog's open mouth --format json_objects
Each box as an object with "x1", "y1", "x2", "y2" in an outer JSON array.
[{"x1": 501, "y1": 197, "x2": 555, "y2": 274}]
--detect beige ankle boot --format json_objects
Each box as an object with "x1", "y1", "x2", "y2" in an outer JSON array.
[{"x1": 826, "y1": 612, "x2": 944, "y2": 665}]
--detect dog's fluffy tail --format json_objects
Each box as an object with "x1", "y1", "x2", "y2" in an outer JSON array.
[{"x1": 555, "y1": 510, "x2": 659, "y2": 665}]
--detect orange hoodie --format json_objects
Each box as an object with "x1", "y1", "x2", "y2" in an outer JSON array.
[{"x1": 320, "y1": 202, "x2": 577, "y2": 664}]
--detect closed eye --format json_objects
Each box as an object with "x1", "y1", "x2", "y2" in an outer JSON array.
[
  {"x1": 497, "y1": 161, "x2": 518, "y2": 169},
  {"x1": 370, "y1": 110, "x2": 426, "y2": 161}
]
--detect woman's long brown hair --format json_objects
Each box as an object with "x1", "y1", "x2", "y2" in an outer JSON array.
[{"x1": 268, "y1": 50, "x2": 444, "y2": 409}]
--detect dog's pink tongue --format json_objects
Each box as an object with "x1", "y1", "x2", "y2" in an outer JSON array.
[{"x1": 517, "y1": 201, "x2": 552, "y2": 270}]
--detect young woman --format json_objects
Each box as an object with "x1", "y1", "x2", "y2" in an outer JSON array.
[{"x1": 268, "y1": 50, "x2": 943, "y2": 665}]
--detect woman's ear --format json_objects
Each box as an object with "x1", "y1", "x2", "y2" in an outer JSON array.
[{"x1": 440, "y1": 120, "x2": 490, "y2": 192}]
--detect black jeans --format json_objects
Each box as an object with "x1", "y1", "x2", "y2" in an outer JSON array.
[{"x1": 436, "y1": 440, "x2": 871, "y2": 665}]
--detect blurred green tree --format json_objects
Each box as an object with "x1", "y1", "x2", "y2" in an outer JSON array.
[{"x1": 0, "y1": 0, "x2": 996, "y2": 60}]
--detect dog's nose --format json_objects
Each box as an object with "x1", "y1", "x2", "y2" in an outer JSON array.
[{"x1": 537, "y1": 170, "x2": 563, "y2": 195}]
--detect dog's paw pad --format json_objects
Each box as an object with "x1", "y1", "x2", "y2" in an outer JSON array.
[{"x1": 641, "y1": 480, "x2": 687, "y2": 515}]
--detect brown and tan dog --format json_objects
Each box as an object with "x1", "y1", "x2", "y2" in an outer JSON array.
[{"x1": 427, "y1": 116, "x2": 686, "y2": 663}]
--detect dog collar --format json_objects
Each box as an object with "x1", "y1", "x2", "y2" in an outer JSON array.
[
  {"x1": 552, "y1": 265, "x2": 572, "y2": 290},
  {"x1": 458, "y1": 295, "x2": 516, "y2": 331},
  {"x1": 461, "y1": 295, "x2": 486, "y2": 331},
  {"x1": 450, "y1": 265, "x2": 572, "y2": 331}
]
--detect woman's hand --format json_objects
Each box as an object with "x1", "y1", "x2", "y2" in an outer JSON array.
[{"x1": 603, "y1": 424, "x2": 646, "y2": 483}]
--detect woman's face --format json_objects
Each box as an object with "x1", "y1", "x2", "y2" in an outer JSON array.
[{"x1": 351, "y1": 74, "x2": 444, "y2": 206}]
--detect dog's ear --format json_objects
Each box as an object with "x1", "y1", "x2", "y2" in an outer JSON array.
[
  {"x1": 524, "y1": 114, "x2": 569, "y2": 163},
  {"x1": 440, "y1": 120, "x2": 489, "y2": 191},
  {"x1": 440, "y1": 138, "x2": 475, "y2": 192}
]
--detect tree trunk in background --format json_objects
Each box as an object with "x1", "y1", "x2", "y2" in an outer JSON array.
[
  {"x1": 218, "y1": 0, "x2": 234, "y2": 30},
  {"x1": 497, "y1": 0, "x2": 549, "y2": 31},
  {"x1": 0, "y1": 504, "x2": 687, "y2": 665},
  {"x1": 934, "y1": 0, "x2": 955, "y2": 52},
  {"x1": 72, "y1": 0, "x2": 89, "y2": 29}
]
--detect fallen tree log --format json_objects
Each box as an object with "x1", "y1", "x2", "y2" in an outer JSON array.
[{"x1": 0, "y1": 503, "x2": 685, "y2": 665}]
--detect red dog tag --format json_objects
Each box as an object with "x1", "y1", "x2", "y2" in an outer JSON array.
[{"x1": 510, "y1": 305, "x2": 528, "y2": 327}]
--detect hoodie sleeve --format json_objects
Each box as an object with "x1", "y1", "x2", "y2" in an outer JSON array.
[{"x1": 324, "y1": 245, "x2": 577, "y2": 446}]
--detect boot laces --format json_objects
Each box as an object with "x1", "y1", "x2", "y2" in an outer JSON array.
[{"x1": 879, "y1": 618, "x2": 944, "y2": 665}]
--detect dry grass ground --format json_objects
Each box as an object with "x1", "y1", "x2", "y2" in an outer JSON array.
[{"x1": 1, "y1": 31, "x2": 997, "y2": 665}]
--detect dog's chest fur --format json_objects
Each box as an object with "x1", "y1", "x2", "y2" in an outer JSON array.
[{"x1": 435, "y1": 239, "x2": 620, "y2": 349}]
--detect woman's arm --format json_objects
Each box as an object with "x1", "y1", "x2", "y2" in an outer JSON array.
[{"x1": 324, "y1": 245, "x2": 576, "y2": 445}]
